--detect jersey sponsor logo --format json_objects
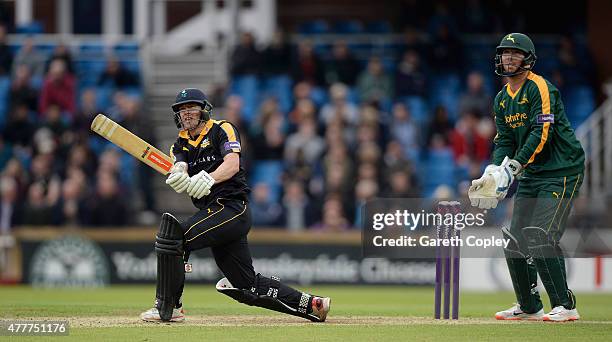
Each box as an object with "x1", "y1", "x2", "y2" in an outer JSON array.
[
  {"x1": 224, "y1": 141, "x2": 241, "y2": 151},
  {"x1": 505, "y1": 112, "x2": 528, "y2": 128},
  {"x1": 537, "y1": 114, "x2": 554, "y2": 124},
  {"x1": 518, "y1": 95, "x2": 529, "y2": 105},
  {"x1": 201, "y1": 138, "x2": 211, "y2": 148}
]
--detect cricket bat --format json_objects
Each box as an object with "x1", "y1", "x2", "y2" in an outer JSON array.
[{"x1": 90, "y1": 114, "x2": 174, "y2": 175}]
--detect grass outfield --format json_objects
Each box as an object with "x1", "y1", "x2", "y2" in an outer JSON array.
[{"x1": 1, "y1": 285, "x2": 611, "y2": 341}]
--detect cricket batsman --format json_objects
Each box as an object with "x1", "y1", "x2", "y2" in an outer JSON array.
[
  {"x1": 140, "y1": 88, "x2": 331, "y2": 322},
  {"x1": 468, "y1": 33, "x2": 585, "y2": 321}
]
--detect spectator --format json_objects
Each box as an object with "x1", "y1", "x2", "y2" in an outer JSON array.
[
  {"x1": 282, "y1": 179, "x2": 311, "y2": 231},
  {"x1": 3, "y1": 104, "x2": 36, "y2": 148},
  {"x1": 450, "y1": 111, "x2": 493, "y2": 164},
  {"x1": 354, "y1": 178, "x2": 379, "y2": 225},
  {"x1": 357, "y1": 56, "x2": 393, "y2": 104},
  {"x1": 399, "y1": 27, "x2": 430, "y2": 61},
  {"x1": 390, "y1": 103, "x2": 419, "y2": 157},
  {"x1": 22, "y1": 182, "x2": 56, "y2": 225},
  {"x1": 0, "y1": 176, "x2": 21, "y2": 232},
  {"x1": 428, "y1": 24, "x2": 463, "y2": 73},
  {"x1": 250, "y1": 105, "x2": 285, "y2": 160},
  {"x1": 458, "y1": 71, "x2": 492, "y2": 118},
  {"x1": 230, "y1": 32, "x2": 260, "y2": 76},
  {"x1": 250, "y1": 183, "x2": 283, "y2": 227},
  {"x1": 284, "y1": 117, "x2": 325, "y2": 167},
  {"x1": 44, "y1": 43, "x2": 75, "y2": 75},
  {"x1": 73, "y1": 89, "x2": 100, "y2": 135},
  {"x1": 311, "y1": 195, "x2": 350, "y2": 231},
  {"x1": 12, "y1": 36, "x2": 45, "y2": 79},
  {"x1": 9, "y1": 64, "x2": 38, "y2": 111},
  {"x1": 0, "y1": 25, "x2": 12, "y2": 76},
  {"x1": 56, "y1": 177, "x2": 87, "y2": 226},
  {"x1": 291, "y1": 40, "x2": 325, "y2": 87},
  {"x1": 461, "y1": 0, "x2": 494, "y2": 33},
  {"x1": 426, "y1": 106, "x2": 453, "y2": 147},
  {"x1": 325, "y1": 40, "x2": 360, "y2": 86},
  {"x1": 97, "y1": 56, "x2": 139, "y2": 87},
  {"x1": 261, "y1": 30, "x2": 291, "y2": 75},
  {"x1": 41, "y1": 105, "x2": 68, "y2": 138},
  {"x1": 65, "y1": 144, "x2": 97, "y2": 179},
  {"x1": 287, "y1": 98, "x2": 316, "y2": 132},
  {"x1": 555, "y1": 35, "x2": 595, "y2": 90},
  {"x1": 39, "y1": 59, "x2": 76, "y2": 115},
  {"x1": 320, "y1": 83, "x2": 359, "y2": 126},
  {"x1": 384, "y1": 167, "x2": 418, "y2": 198},
  {"x1": 83, "y1": 171, "x2": 127, "y2": 226},
  {"x1": 118, "y1": 98, "x2": 152, "y2": 200},
  {"x1": 395, "y1": 50, "x2": 428, "y2": 98}
]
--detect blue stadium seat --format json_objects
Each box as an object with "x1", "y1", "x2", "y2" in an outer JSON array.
[
  {"x1": 76, "y1": 60, "x2": 107, "y2": 87},
  {"x1": 263, "y1": 75, "x2": 292, "y2": 114},
  {"x1": 113, "y1": 42, "x2": 140, "y2": 56},
  {"x1": 422, "y1": 148, "x2": 456, "y2": 196},
  {"x1": 93, "y1": 85, "x2": 114, "y2": 111},
  {"x1": 400, "y1": 96, "x2": 429, "y2": 125},
  {"x1": 250, "y1": 160, "x2": 284, "y2": 202},
  {"x1": 229, "y1": 75, "x2": 259, "y2": 123},
  {"x1": 122, "y1": 60, "x2": 141, "y2": 74},
  {"x1": 333, "y1": 20, "x2": 364, "y2": 34},
  {"x1": 36, "y1": 43, "x2": 56, "y2": 56},
  {"x1": 365, "y1": 21, "x2": 392, "y2": 34},
  {"x1": 429, "y1": 74, "x2": 461, "y2": 120},
  {"x1": 565, "y1": 86, "x2": 595, "y2": 127},
  {"x1": 310, "y1": 87, "x2": 328, "y2": 108},
  {"x1": 0, "y1": 76, "x2": 10, "y2": 127},
  {"x1": 298, "y1": 20, "x2": 330, "y2": 35},
  {"x1": 79, "y1": 42, "x2": 106, "y2": 55},
  {"x1": 15, "y1": 21, "x2": 43, "y2": 34}
]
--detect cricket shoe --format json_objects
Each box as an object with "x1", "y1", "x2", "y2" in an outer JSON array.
[
  {"x1": 140, "y1": 307, "x2": 185, "y2": 322},
  {"x1": 543, "y1": 306, "x2": 580, "y2": 322},
  {"x1": 495, "y1": 304, "x2": 544, "y2": 321},
  {"x1": 311, "y1": 297, "x2": 331, "y2": 322}
]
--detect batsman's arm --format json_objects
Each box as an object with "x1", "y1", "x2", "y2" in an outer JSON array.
[
  {"x1": 514, "y1": 80, "x2": 553, "y2": 166},
  {"x1": 210, "y1": 153, "x2": 239, "y2": 183}
]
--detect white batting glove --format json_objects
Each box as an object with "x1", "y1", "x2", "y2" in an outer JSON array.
[
  {"x1": 468, "y1": 157, "x2": 522, "y2": 209},
  {"x1": 187, "y1": 170, "x2": 215, "y2": 199},
  {"x1": 165, "y1": 162, "x2": 190, "y2": 193}
]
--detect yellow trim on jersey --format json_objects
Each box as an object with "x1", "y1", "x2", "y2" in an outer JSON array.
[
  {"x1": 220, "y1": 122, "x2": 238, "y2": 142},
  {"x1": 506, "y1": 84, "x2": 520, "y2": 99},
  {"x1": 186, "y1": 202, "x2": 247, "y2": 243},
  {"x1": 526, "y1": 72, "x2": 552, "y2": 165},
  {"x1": 178, "y1": 120, "x2": 214, "y2": 147},
  {"x1": 220, "y1": 121, "x2": 240, "y2": 152},
  {"x1": 547, "y1": 177, "x2": 567, "y2": 232},
  {"x1": 528, "y1": 72, "x2": 551, "y2": 114}
]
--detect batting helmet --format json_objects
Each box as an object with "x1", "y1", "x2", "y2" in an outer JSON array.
[
  {"x1": 494, "y1": 33, "x2": 537, "y2": 77},
  {"x1": 171, "y1": 88, "x2": 213, "y2": 129}
]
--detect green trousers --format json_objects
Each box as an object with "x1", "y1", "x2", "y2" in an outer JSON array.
[{"x1": 504, "y1": 173, "x2": 582, "y2": 312}]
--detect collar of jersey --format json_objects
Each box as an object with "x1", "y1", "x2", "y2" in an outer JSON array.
[
  {"x1": 179, "y1": 120, "x2": 214, "y2": 147},
  {"x1": 505, "y1": 71, "x2": 530, "y2": 99}
]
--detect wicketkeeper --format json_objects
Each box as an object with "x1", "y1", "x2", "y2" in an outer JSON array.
[
  {"x1": 468, "y1": 33, "x2": 585, "y2": 322},
  {"x1": 141, "y1": 88, "x2": 331, "y2": 322}
]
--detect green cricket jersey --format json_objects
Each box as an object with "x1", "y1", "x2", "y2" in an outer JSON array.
[{"x1": 492, "y1": 71, "x2": 585, "y2": 177}]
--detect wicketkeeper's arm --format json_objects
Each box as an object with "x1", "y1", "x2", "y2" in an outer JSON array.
[{"x1": 492, "y1": 113, "x2": 516, "y2": 166}]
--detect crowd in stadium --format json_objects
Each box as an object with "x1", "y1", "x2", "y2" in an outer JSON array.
[{"x1": 0, "y1": 2, "x2": 598, "y2": 231}]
